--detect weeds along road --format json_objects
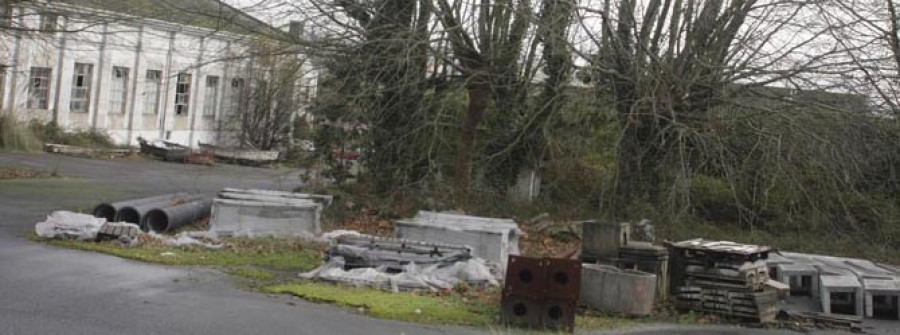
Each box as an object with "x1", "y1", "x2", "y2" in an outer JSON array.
[{"x1": 0, "y1": 152, "x2": 804, "y2": 335}]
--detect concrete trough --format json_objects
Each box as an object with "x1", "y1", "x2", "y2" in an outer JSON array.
[
  {"x1": 862, "y1": 278, "x2": 900, "y2": 320},
  {"x1": 209, "y1": 198, "x2": 322, "y2": 238},
  {"x1": 579, "y1": 264, "x2": 656, "y2": 316},
  {"x1": 394, "y1": 211, "x2": 521, "y2": 273}
]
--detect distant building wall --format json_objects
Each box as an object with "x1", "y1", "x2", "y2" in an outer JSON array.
[{"x1": 0, "y1": 2, "x2": 316, "y2": 148}]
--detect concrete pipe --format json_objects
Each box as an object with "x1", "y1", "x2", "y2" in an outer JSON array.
[
  {"x1": 145, "y1": 199, "x2": 213, "y2": 233},
  {"x1": 92, "y1": 193, "x2": 188, "y2": 222},
  {"x1": 116, "y1": 194, "x2": 204, "y2": 230}
]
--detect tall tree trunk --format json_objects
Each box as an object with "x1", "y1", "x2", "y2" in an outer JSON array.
[{"x1": 455, "y1": 80, "x2": 490, "y2": 203}]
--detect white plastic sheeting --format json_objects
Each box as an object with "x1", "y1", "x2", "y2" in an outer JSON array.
[
  {"x1": 300, "y1": 256, "x2": 498, "y2": 292},
  {"x1": 35, "y1": 211, "x2": 105, "y2": 240}
]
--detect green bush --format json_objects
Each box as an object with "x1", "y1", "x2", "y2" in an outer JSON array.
[{"x1": 0, "y1": 115, "x2": 42, "y2": 151}]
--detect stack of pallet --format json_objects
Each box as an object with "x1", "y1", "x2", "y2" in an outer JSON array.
[{"x1": 668, "y1": 239, "x2": 779, "y2": 322}]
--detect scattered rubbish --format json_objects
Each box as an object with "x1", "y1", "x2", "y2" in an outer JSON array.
[
  {"x1": 668, "y1": 239, "x2": 778, "y2": 323},
  {"x1": 35, "y1": 211, "x2": 105, "y2": 240},
  {"x1": 580, "y1": 263, "x2": 656, "y2": 317},
  {"x1": 149, "y1": 232, "x2": 223, "y2": 249},
  {"x1": 44, "y1": 143, "x2": 130, "y2": 159},
  {"x1": 302, "y1": 233, "x2": 497, "y2": 292},
  {"x1": 394, "y1": 211, "x2": 522, "y2": 274},
  {"x1": 581, "y1": 221, "x2": 630, "y2": 263},
  {"x1": 160, "y1": 252, "x2": 176, "y2": 257},
  {"x1": 501, "y1": 255, "x2": 581, "y2": 332},
  {"x1": 777, "y1": 309, "x2": 863, "y2": 333},
  {"x1": 198, "y1": 142, "x2": 279, "y2": 166}
]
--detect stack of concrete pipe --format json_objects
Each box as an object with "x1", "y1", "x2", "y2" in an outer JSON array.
[{"x1": 92, "y1": 193, "x2": 212, "y2": 233}]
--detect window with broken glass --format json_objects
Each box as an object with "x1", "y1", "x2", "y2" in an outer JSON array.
[
  {"x1": 39, "y1": 12, "x2": 57, "y2": 33},
  {"x1": 203, "y1": 76, "x2": 219, "y2": 117},
  {"x1": 142, "y1": 70, "x2": 161, "y2": 114},
  {"x1": 228, "y1": 78, "x2": 245, "y2": 115},
  {"x1": 27, "y1": 67, "x2": 51, "y2": 109},
  {"x1": 109, "y1": 66, "x2": 129, "y2": 114},
  {"x1": 69, "y1": 63, "x2": 92, "y2": 113},
  {"x1": 175, "y1": 73, "x2": 191, "y2": 116}
]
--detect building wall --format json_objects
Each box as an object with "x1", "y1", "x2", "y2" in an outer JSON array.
[{"x1": 0, "y1": 3, "x2": 312, "y2": 148}]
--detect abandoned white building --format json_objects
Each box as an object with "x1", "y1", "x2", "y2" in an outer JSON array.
[{"x1": 0, "y1": 0, "x2": 316, "y2": 147}]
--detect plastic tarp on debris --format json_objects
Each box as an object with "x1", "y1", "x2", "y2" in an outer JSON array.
[
  {"x1": 302, "y1": 232, "x2": 499, "y2": 292},
  {"x1": 35, "y1": 211, "x2": 105, "y2": 240}
]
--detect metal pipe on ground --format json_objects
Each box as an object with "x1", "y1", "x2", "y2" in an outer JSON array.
[
  {"x1": 92, "y1": 193, "x2": 188, "y2": 222},
  {"x1": 116, "y1": 194, "x2": 204, "y2": 230},
  {"x1": 145, "y1": 199, "x2": 213, "y2": 233}
]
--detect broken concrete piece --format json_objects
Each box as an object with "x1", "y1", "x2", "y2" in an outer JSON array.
[
  {"x1": 580, "y1": 264, "x2": 656, "y2": 316},
  {"x1": 35, "y1": 211, "x2": 105, "y2": 240},
  {"x1": 394, "y1": 211, "x2": 521, "y2": 273},
  {"x1": 96, "y1": 222, "x2": 142, "y2": 242},
  {"x1": 210, "y1": 199, "x2": 322, "y2": 238}
]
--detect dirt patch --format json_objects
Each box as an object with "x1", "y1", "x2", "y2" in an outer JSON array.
[{"x1": 0, "y1": 166, "x2": 51, "y2": 180}]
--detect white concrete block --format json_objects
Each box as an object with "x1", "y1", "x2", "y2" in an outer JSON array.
[{"x1": 210, "y1": 199, "x2": 321, "y2": 238}]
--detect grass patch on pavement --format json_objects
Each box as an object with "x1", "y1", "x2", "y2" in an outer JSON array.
[
  {"x1": 263, "y1": 282, "x2": 498, "y2": 326},
  {"x1": 32, "y1": 235, "x2": 325, "y2": 272}
]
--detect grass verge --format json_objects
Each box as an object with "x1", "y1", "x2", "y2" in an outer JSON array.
[{"x1": 31, "y1": 235, "x2": 325, "y2": 271}]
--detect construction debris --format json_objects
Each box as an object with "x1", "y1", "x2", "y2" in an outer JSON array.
[
  {"x1": 35, "y1": 211, "x2": 105, "y2": 240},
  {"x1": 768, "y1": 251, "x2": 900, "y2": 319},
  {"x1": 777, "y1": 309, "x2": 863, "y2": 333},
  {"x1": 668, "y1": 239, "x2": 779, "y2": 323},
  {"x1": 501, "y1": 255, "x2": 581, "y2": 332},
  {"x1": 96, "y1": 222, "x2": 142, "y2": 243},
  {"x1": 301, "y1": 233, "x2": 497, "y2": 292},
  {"x1": 394, "y1": 211, "x2": 522, "y2": 274},
  {"x1": 617, "y1": 241, "x2": 670, "y2": 302},
  {"x1": 210, "y1": 188, "x2": 329, "y2": 238},
  {"x1": 44, "y1": 143, "x2": 130, "y2": 159}
]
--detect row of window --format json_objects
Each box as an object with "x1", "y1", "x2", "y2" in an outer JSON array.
[{"x1": 26, "y1": 65, "x2": 246, "y2": 117}]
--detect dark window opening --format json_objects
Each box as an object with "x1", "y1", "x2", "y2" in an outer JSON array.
[
  {"x1": 872, "y1": 295, "x2": 899, "y2": 320},
  {"x1": 830, "y1": 292, "x2": 857, "y2": 315}
]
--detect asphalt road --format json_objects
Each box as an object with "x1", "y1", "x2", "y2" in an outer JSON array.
[{"x1": 0, "y1": 152, "x2": 845, "y2": 335}]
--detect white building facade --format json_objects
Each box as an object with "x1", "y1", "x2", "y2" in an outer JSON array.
[{"x1": 0, "y1": 0, "x2": 315, "y2": 147}]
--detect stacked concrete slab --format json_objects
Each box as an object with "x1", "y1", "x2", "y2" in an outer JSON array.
[
  {"x1": 394, "y1": 211, "x2": 522, "y2": 274},
  {"x1": 209, "y1": 188, "x2": 329, "y2": 238},
  {"x1": 768, "y1": 252, "x2": 900, "y2": 320}
]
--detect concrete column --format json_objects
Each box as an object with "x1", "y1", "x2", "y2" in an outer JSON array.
[
  {"x1": 215, "y1": 41, "x2": 231, "y2": 145},
  {"x1": 90, "y1": 23, "x2": 109, "y2": 130},
  {"x1": 7, "y1": 6, "x2": 23, "y2": 114},
  {"x1": 159, "y1": 30, "x2": 175, "y2": 139},
  {"x1": 125, "y1": 25, "x2": 144, "y2": 146},
  {"x1": 51, "y1": 16, "x2": 68, "y2": 124},
  {"x1": 187, "y1": 36, "x2": 205, "y2": 147}
]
